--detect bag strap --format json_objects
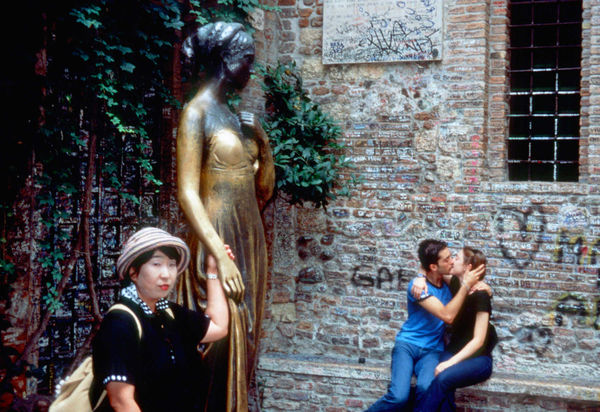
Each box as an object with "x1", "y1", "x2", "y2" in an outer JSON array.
[
  {"x1": 107, "y1": 303, "x2": 142, "y2": 340},
  {"x1": 92, "y1": 390, "x2": 107, "y2": 411}
]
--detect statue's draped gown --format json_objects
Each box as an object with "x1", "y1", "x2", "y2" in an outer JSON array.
[{"x1": 177, "y1": 112, "x2": 267, "y2": 412}]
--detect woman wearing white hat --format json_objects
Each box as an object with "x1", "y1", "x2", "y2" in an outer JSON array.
[{"x1": 90, "y1": 227, "x2": 230, "y2": 412}]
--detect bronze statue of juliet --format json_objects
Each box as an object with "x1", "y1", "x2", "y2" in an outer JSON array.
[{"x1": 175, "y1": 22, "x2": 275, "y2": 411}]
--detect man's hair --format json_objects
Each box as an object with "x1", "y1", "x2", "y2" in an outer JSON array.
[
  {"x1": 418, "y1": 239, "x2": 448, "y2": 272},
  {"x1": 462, "y1": 246, "x2": 487, "y2": 279}
]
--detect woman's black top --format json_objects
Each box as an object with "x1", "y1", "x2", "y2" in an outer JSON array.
[
  {"x1": 447, "y1": 276, "x2": 498, "y2": 358},
  {"x1": 90, "y1": 285, "x2": 210, "y2": 412}
]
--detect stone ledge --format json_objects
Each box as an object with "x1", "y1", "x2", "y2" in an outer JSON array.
[{"x1": 258, "y1": 353, "x2": 600, "y2": 404}]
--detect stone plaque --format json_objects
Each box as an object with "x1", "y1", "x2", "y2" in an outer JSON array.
[{"x1": 323, "y1": 0, "x2": 443, "y2": 64}]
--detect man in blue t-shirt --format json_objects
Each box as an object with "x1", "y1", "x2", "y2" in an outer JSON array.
[{"x1": 365, "y1": 239, "x2": 484, "y2": 412}]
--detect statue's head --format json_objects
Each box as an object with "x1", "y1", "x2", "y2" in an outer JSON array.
[{"x1": 182, "y1": 22, "x2": 255, "y2": 89}]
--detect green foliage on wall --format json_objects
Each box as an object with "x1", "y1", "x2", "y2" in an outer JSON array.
[
  {"x1": 259, "y1": 61, "x2": 358, "y2": 209},
  {"x1": 35, "y1": 0, "x2": 187, "y2": 312}
]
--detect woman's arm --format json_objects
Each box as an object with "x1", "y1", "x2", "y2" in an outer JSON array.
[
  {"x1": 200, "y1": 248, "x2": 231, "y2": 342},
  {"x1": 434, "y1": 311, "x2": 490, "y2": 376},
  {"x1": 106, "y1": 382, "x2": 140, "y2": 412},
  {"x1": 240, "y1": 111, "x2": 274, "y2": 210},
  {"x1": 176, "y1": 104, "x2": 244, "y2": 302},
  {"x1": 410, "y1": 274, "x2": 453, "y2": 299}
]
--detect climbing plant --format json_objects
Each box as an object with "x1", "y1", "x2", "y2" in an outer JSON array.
[{"x1": 259, "y1": 61, "x2": 358, "y2": 209}]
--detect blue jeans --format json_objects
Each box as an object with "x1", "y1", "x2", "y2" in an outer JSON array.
[
  {"x1": 416, "y1": 351, "x2": 493, "y2": 412},
  {"x1": 366, "y1": 340, "x2": 442, "y2": 412}
]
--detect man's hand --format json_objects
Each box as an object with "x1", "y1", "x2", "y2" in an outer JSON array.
[
  {"x1": 470, "y1": 281, "x2": 492, "y2": 296},
  {"x1": 462, "y1": 264, "x2": 485, "y2": 289}
]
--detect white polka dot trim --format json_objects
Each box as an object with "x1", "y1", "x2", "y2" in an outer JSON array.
[
  {"x1": 102, "y1": 374, "x2": 130, "y2": 385},
  {"x1": 120, "y1": 284, "x2": 169, "y2": 316}
]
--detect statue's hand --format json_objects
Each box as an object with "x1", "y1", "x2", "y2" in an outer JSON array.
[
  {"x1": 239, "y1": 111, "x2": 257, "y2": 130},
  {"x1": 217, "y1": 256, "x2": 245, "y2": 302},
  {"x1": 240, "y1": 111, "x2": 269, "y2": 145}
]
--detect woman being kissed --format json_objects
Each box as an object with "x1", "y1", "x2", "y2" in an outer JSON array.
[{"x1": 413, "y1": 246, "x2": 497, "y2": 412}]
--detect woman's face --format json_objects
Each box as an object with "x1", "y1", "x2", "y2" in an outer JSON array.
[
  {"x1": 450, "y1": 250, "x2": 468, "y2": 277},
  {"x1": 130, "y1": 249, "x2": 178, "y2": 308},
  {"x1": 224, "y1": 47, "x2": 255, "y2": 90}
]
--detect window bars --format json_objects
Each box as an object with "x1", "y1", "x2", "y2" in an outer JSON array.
[{"x1": 507, "y1": 0, "x2": 582, "y2": 181}]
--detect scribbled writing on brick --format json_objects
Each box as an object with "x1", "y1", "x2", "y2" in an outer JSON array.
[{"x1": 323, "y1": 0, "x2": 443, "y2": 64}]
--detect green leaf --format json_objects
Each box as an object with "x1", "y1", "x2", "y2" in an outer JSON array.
[{"x1": 120, "y1": 62, "x2": 136, "y2": 73}]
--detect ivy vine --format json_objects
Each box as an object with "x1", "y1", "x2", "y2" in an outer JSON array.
[{"x1": 259, "y1": 61, "x2": 358, "y2": 209}]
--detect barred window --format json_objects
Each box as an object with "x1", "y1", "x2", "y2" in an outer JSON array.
[{"x1": 507, "y1": 0, "x2": 582, "y2": 181}]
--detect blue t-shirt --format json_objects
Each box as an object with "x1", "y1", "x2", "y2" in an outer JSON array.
[{"x1": 396, "y1": 277, "x2": 453, "y2": 351}]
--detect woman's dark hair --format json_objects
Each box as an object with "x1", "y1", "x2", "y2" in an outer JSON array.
[
  {"x1": 128, "y1": 246, "x2": 181, "y2": 276},
  {"x1": 418, "y1": 239, "x2": 448, "y2": 272},
  {"x1": 462, "y1": 247, "x2": 487, "y2": 279}
]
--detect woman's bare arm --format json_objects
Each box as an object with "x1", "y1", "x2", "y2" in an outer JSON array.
[
  {"x1": 434, "y1": 311, "x2": 490, "y2": 376},
  {"x1": 201, "y1": 248, "x2": 232, "y2": 342},
  {"x1": 106, "y1": 382, "x2": 140, "y2": 412}
]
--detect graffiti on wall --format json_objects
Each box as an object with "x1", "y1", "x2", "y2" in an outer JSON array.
[
  {"x1": 350, "y1": 265, "x2": 410, "y2": 290},
  {"x1": 494, "y1": 205, "x2": 599, "y2": 282},
  {"x1": 548, "y1": 293, "x2": 600, "y2": 330},
  {"x1": 322, "y1": 0, "x2": 443, "y2": 64},
  {"x1": 553, "y1": 230, "x2": 600, "y2": 265},
  {"x1": 494, "y1": 206, "x2": 547, "y2": 269}
]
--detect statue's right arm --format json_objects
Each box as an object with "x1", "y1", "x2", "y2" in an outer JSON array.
[{"x1": 176, "y1": 106, "x2": 245, "y2": 302}]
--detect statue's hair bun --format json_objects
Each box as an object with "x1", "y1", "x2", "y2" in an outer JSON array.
[{"x1": 182, "y1": 21, "x2": 245, "y2": 63}]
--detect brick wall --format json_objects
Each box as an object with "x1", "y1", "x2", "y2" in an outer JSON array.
[{"x1": 258, "y1": 0, "x2": 600, "y2": 409}]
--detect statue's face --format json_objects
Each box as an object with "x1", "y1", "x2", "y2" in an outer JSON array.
[{"x1": 223, "y1": 41, "x2": 255, "y2": 90}]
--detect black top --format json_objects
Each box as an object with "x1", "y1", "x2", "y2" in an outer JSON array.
[
  {"x1": 446, "y1": 276, "x2": 498, "y2": 358},
  {"x1": 91, "y1": 290, "x2": 210, "y2": 412}
]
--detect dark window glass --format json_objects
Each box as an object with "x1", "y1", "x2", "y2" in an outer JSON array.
[
  {"x1": 558, "y1": 69, "x2": 580, "y2": 90},
  {"x1": 511, "y1": 95, "x2": 530, "y2": 114},
  {"x1": 557, "y1": 139, "x2": 579, "y2": 161},
  {"x1": 531, "y1": 140, "x2": 555, "y2": 160},
  {"x1": 532, "y1": 95, "x2": 555, "y2": 113},
  {"x1": 508, "y1": 140, "x2": 530, "y2": 160},
  {"x1": 512, "y1": 72, "x2": 531, "y2": 91},
  {"x1": 533, "y1": 71, "x2": 555, "y2": 91}
]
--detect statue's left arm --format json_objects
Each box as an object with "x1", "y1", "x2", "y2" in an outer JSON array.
[{"x1": 241, "y1": 111, "x2": 275, "y2": 210}]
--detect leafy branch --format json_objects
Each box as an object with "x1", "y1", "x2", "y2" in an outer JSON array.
[{"x1": 259, "y1": 61, "x2": 359, "y2": 209}]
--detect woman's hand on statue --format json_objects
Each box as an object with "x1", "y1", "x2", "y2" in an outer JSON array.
[
  {"x1": 462, "y1": 264, "x2": 486, "y2": 289},
  {"x1": 217, "y1": 253, "x2": 245, "y2": 302},
  {"x1": 411, "y1": 276, "x2": 428, "y2": 300},
  {"x1": 205, "y1": 245, "x2": 235, "y2": 274}
]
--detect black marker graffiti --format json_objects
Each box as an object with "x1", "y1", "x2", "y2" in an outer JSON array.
[
  {"x1": 324, "y1": 0, "x2": 442, "y2": 63},
  {"x1": 358, "y1": 18, "x2": 438, "y2": 58},
  {"x1": 351, "y1": 265, "x2": 408, "y2": 290},
  {"x1": 495, "y1": 206, "x2": 547, "y2": 269}
]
